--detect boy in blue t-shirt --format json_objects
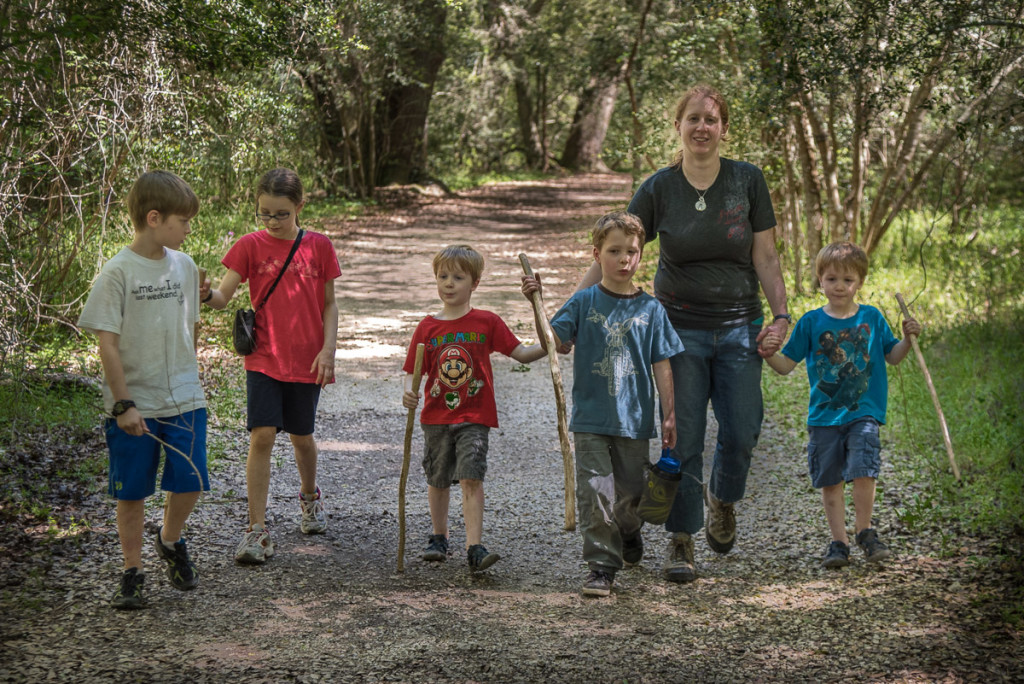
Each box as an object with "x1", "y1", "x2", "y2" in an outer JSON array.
[
  {"x1": 762, "y1": 242, "x2": 921, "y2": 568},
  {"x1": 523, "y1": 211, "x2": 685, "y2": 597}
]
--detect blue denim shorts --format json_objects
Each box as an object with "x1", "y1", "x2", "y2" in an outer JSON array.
[
  {"x1": 106, "y1": 409, "x2": 209, "y2": 500},
  {"x1": 421, "y1": 423, "x2": 489, "y2": 487},
  {"x1": 806, "y1": 417, "x2": 881, "y2": 488}
]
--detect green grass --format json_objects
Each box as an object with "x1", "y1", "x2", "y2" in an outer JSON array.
[{"x1": 0, "y1": 373, "x2": 100, "y2": 438}]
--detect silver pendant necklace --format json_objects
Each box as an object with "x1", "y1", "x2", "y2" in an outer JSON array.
[{"x1": 695, "y1": 188, "x2": 708, "y2": 212}]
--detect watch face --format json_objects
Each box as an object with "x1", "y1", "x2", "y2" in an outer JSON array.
[{"x1": 113, "y1": 400, "x2": 134, "y2": 416}]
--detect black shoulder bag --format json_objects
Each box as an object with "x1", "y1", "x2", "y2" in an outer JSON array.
[{"x1": 233, "y1": 229, "x2": 305, "y2": 356}]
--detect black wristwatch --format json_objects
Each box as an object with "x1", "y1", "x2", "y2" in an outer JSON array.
[
  {"x1": 773, "y1": 313, "x2": 793, "y2": 324},
  {"x1": 112, "y1": 399, "x2": 136, "y2": 417}
]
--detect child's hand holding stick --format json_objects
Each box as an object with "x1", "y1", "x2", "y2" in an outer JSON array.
[
  {"x1": 398, "y1": 343, "x2": 425, "y2": 572},
  {"x1": 519, "y1": 254, "x2": 576, "y2": 531},
  {"x1": 896, "y1": 293, "x2": 960, "y2": 482}
]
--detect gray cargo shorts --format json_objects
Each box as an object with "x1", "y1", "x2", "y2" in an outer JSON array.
[{"x1": 421, "y1": 422, "x2": 490, "y2": 488}]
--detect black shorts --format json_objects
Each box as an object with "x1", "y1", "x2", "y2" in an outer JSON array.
[{"x1": 246, "y1": 371, "x2": 321, "y2": 435}]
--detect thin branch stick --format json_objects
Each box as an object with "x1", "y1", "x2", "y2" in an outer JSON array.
[
  {"x1": 896, "y1": 293, "x2": 960, "y2": 481},
  {"x1": 397, "y1": 343, "x2": 425, "y2": 572},
  {"x1": 145, "y1": 429, "x2": 204, "y2": 488},
  {"x1": 519, "y1": 254, "x2": 576, "y2": 531}
]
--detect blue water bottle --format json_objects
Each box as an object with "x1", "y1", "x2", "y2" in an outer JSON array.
[{"x1": 637, "y1": 448, "x2": 682, "y2": 524}]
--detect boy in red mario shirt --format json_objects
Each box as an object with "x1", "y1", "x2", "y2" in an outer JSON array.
[{"x1": 403, "y1": 245, "x2": 546, "y2": 572}]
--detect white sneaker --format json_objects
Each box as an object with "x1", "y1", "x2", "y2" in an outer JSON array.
[
  {"x1": 299, "y1": 488, "x2": 327, "y2": 534},
  {"x1": 235, "y1": 523, "x2": 274, "y2": 564}
]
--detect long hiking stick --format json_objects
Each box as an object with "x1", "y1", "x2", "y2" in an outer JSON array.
[
  {"x1": 896, "y1": 293, "x2": 961, "y2": 482},
  {"x1": 397, "y1": 343, "x2": 426, "y2": 572},
  {"x1": 519, "y1": 254, "x2": 576, "y2": 531}
]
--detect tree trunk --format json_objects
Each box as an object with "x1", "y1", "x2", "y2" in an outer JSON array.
[
  {"x1": 560, "y1": 73, "x2": 621, "y2": 172},
  {"x1": 374, "y1": 0, "x2": 448, "y2": 186},
  {"x1": 783, "y1": 118, "x2": 805, "y2": 294},
  {"x1": 483, "y1": 0, "x2": 550, "y2": 170},
  {"x1": 793, "y1": 105, "x2": 825, "y2": 278},
  {"x1": 513, "y1": 62, "x2": 545, "y2": 169}
]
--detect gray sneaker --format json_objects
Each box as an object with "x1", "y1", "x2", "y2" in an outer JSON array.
[
  {"x1": 663, "y1": 533, "x2": 696, "y2": 583},
  {"x1": 704, "y1": 487, "x2": 736, "y2": 554},
  {"x1": 235, "y1": 523, "x2": 275, "y2": 564},
  {"x1": 856, "y1": 528, "x2": 891, "y2": 563},
  {"x1": 299, "y1": 487, "x2": 327, "y2": 534}
]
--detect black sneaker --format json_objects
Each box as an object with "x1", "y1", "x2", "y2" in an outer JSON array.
[
  {"x1": 467, "y1": 544, "x2": 500, "y2": 572},
  {"x1": 422, "y1": 534, "x2": 449, "y2": 562},
  {"x1": 110, "y1": 567, "x2": 145, "y2": 610},
  {"x1": 582, "y1": 570, "x2": 614, "y2": 597},
  {"x1": 663, "y1": 533, "x2": 696, "y2": 583},
  {"x1": 622, "y1": 530, "x2": 644, "y2": 565},
  {"x1": 855, "y1": 528, "x2": 891, "y2": 563},
  {"x1": 822, "y1": 540, "x2": 850, "y2": 568},
  {"x1": 154, "y1": 527, "x2": 199, "y2": 590}
]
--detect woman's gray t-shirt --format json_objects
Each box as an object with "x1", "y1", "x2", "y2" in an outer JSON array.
[{"x1": 627, "y1": 158, "x2": 776, "y2": 330}]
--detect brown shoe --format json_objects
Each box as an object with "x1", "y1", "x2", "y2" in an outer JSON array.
[
  {"x1": 663, "y1": 533, "x2": 696, "y2": 583},
  {"x1": 705, "y1": 487, "x2": 736, "y2": 554}
]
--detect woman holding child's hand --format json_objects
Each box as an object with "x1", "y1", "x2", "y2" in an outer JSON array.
[{"x1": 575, "y1": 85, "x2": 789, "y2": 584}]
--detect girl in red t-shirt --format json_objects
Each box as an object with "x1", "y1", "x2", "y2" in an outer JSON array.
[{"x1": 201, "y1": 168, "x2": 341, "y2": 565}]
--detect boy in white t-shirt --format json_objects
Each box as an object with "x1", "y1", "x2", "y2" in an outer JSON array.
[{"x1": 79, "y1": 170, "x2": 210, "y2": 609}]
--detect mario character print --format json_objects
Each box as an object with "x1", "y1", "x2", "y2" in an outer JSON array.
[{"x1": 429, "y1": 345, "x2": 482, "y2": 411}]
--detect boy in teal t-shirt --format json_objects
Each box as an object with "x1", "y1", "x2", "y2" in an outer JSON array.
[
  {"x1": 762, "y1": 242, "x2": 921, "y2": 568},
  {"x1": 523, "y1": 211, "x2": 684, "y2": 597}
]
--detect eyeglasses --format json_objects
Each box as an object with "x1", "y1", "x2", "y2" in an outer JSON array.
[{"x1": 255, "y1": 211, "x2": 291, "y2": 222}]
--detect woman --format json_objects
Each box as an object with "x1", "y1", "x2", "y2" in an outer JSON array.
[{"x1": 577, "y1": 85, "x2": 788, "y2": 582}]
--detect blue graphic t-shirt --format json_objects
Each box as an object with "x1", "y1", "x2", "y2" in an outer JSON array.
[
  {"x1": 550, "y1": 284, "x2": 685, "y2": 439},
  {"x1": 781, "y1": 305, "x2": 899, "y2": 427}
]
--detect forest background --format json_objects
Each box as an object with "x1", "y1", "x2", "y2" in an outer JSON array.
[{"x1": 1, "y1": 0, "x2": 1023, "y2": 612}]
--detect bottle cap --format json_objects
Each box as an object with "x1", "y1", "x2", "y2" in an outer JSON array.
[{"x1": 657, "y1": 449, "x2": 681, "y2": 474}]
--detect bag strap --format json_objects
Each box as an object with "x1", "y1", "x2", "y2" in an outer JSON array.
[{"x1": 254, "y1": 229, "x2": 304, "y2": 313}]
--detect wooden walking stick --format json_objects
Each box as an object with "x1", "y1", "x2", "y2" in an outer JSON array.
[
  {"x1": 896, "y1": 294, "x2": 961, "y2": 482},
  {"x1": 397, "y1": 343, "x2": 425, "y2": 572},
  {"x1": 519, "y1": 254, "x2": 577, "y2": 531}
]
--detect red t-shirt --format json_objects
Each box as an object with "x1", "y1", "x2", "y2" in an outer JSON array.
[
  {"x1": 403, "y1": 309, "x2": 522, "y2": 428},
  {"x1": 223, "y1": 229, "x2": 341, "y2": 383}
]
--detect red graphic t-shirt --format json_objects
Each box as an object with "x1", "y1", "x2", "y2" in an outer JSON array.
[
  {"x1": 403, "y1": 309, "x2": 522, "y2": 427},
  {"x1": 222, "y1": 229, "x2": 341, "y2": 383}
]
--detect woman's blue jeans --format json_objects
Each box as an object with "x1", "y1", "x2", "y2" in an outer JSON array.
[{"x1": 665, "y1": 323, "x2": 764, "y2": 535}]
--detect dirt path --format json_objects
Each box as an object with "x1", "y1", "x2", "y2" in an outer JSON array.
[{"x1": 2, "y1": 174, "x2": 1022, "y2": 682}]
